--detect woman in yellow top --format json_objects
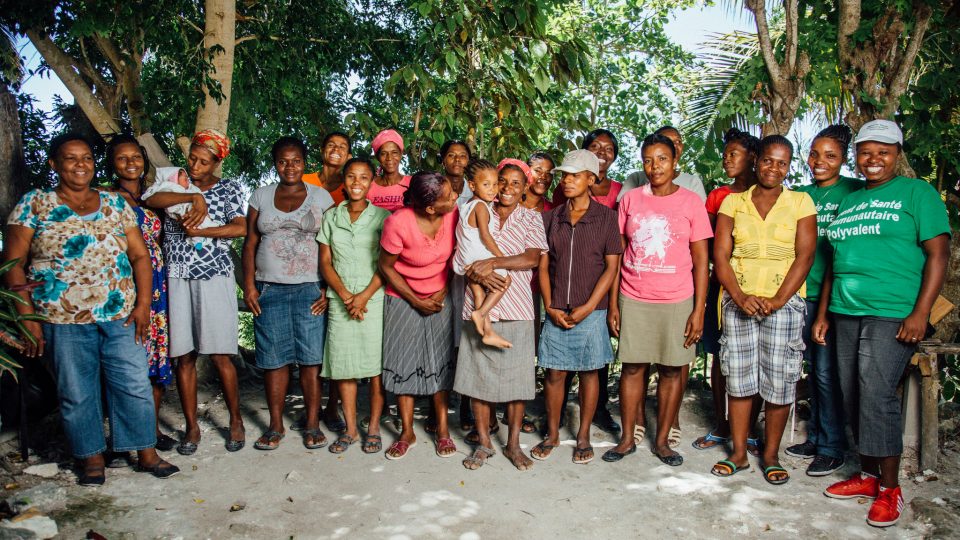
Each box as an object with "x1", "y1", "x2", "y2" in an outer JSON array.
[{"x1": 711, "y1": 135, "x2": 817, "y2": 485}]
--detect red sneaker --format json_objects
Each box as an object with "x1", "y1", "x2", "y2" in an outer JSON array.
[
  {"x1": 824, "y1": 473, "x2": 880, "y2": 499},
  {"x1": 867, "y1": 486, "x2": 903, "y2": 527}
]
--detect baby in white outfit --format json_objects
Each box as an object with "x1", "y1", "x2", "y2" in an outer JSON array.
[{"x1": 143, "y1": 167, "x2": 215, "y2": 250}]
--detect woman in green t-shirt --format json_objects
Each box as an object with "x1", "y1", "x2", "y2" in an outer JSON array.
[
  {"x1": 819, "y1": 119, "x2": 950, "y2": 528},
  {"x1": 786, "y1": 125, "x2": 863, "y2": 477}
]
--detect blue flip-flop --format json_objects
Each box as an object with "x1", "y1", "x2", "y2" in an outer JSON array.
[{"x1": 692, "y1": 431, "x2": 729, "y2": 450}]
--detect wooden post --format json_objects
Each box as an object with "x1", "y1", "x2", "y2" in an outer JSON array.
[{"x1": 918, "y1": 352, "x2": 940, "y2": 471}]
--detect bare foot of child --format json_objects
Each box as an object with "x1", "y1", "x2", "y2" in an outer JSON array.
[
  {"x1": 481, "y1": 330, "x2": 513, "y2": 349},
  {"x1": 471, "y1": 310, "x2": 487, "y2": 336}
]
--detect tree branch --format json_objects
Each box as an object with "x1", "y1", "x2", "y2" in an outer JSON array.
[
  {"x1": 837, "y1": 0, "x2": 861, "y2": 70},
  {"x1": 882, "y1": 1, "x2": 933, "y2": 116},
  {"x1": 783, "y1": 0, "x2": 800, "y2": 74},
  {"x1": 26, "y1": 29, "x2": 120, "y2": 137},
  {"x1": 745, "y1": 0, "x2": 782, "y2": 90}
]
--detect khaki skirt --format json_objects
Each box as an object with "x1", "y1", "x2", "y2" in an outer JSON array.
[{"x1": 618, "y1": 294, "x2": 696, "y2": 367}]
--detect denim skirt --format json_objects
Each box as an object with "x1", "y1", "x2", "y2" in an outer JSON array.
[
  {"x1": 537, "y1": 309, "x2": 613, "y2": 371},
  {"x1": 254, "y1": 281, "x2": 326, "y2": 369}
]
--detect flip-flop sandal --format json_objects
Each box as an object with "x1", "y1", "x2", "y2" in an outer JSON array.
[
  {"x1": 465, "y1": 423, "x2": 500, "y2": 445},
  {"x1": 329, "y1": 434, "x2": 357, "y2": 454},
  {"x1": 462, "y1": 446, "x2": 496, "y2": 470},
  {"x1": 362, "y1": 434, "x2": 382, "y2": 454},
  {"x1": 711, "y1": 459, "x2": 750, "y2": 477},
  {"x1": 692, "y1": 431, "x2": 729, "y2": 450},
  {"x1": 520, "y1": 418, "x2": 537, "y2": 434},
  {"x1": 385, "y1": 440, "x2": 417, "y2": 460},
  {"x1": 573, "y1": 445, "x2": 595, "y2": 465},
  {"x1": 435, "y1": 437, "x2": 457, "y2": 458},
  {"x1": 747, "y1": 437, "x2": 762, "y2": 457},
  {"x1": 763, "y1": 464, "x2": 790, "y2": 485},
  {"x1": 303, "y1": 429, "x2": 328, "y2": 449},
  {"x1": 667, "y1": 427, "x2": 682, "y2": 448},
  {"x1": 254, "y1": 430, "x2": 284, "y2": 451},
  {"x1": 633, "y1": 425, "x2": 646, "y2": 445},
  {"x1": 531, "y1": 441, "x2": 557, "y2": 461},
  {"x1": 225, "y1": 428, "x2": 246, "y2": 452}
]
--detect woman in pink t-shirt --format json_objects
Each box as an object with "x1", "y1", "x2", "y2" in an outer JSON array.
[
  {"x1": 604, "y1": 134, "x2": 712, "y2": 466},
  {"x1": 378, "y1": 171, "x2": 460, "y2": 460},
  {"x1": 367, "y1": 129, "x2": 412, "y2": 212}
]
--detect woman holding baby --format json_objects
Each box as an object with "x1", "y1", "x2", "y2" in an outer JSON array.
[{"x1": 144, "y1": 129, "x2": 248, "y2": 455}]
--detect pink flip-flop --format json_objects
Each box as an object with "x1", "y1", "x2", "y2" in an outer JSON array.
[
  {"x1": 435, "y1": 437, "x2": 457, "y2": 458},
  {"x1": 385, "y1": 440, "x2": 417, "y2": 460}
]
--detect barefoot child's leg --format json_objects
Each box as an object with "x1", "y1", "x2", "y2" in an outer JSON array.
[
  {"x1": 476, "y1": 275, "x2": 513, "y2": 349},
  {"x1": 468, "y1": 280, "x2": 488, "y2": 336}
]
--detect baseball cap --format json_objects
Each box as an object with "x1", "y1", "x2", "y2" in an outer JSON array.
[
  {"x1": 552, "y1": 149, "x2": 600, "y2": 178},
  {"x1": 854, "y1": 119, "x2": 903, "y2": 146}
]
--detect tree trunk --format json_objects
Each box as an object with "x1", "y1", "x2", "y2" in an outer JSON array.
[
  {"x1": 26, "y1": 29, "x2": 121, "y2": 138},
  {"x1": 0, "y1": 84, "x2": 25, "y2": 219},
  {"x1": 194, "y1": 0, "x2": 236, "y2": 135}
]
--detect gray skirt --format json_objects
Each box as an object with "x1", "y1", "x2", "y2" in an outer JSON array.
[
  {"x1": 454, "y1": 320, "x2": 536, "y2": 402},
  {"x1": 618, "y1": 295, "x2": 696, "y2": 367},
  {"x1": 382, "y1": 295, "x2": 455, "y2": 395}
]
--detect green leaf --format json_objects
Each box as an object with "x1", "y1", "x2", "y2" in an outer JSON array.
[
  {"x1": 533, "y1": 69, "x2": 551, "y2": 95},
  {"x1": 445, "y1": 51, "x2": 458, "y2": 71}
]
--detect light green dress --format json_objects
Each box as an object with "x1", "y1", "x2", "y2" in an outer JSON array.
[{"x1": 318, "y1": 201, "x2": 390, "y2": 379}]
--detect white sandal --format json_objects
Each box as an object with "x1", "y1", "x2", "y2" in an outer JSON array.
[
  {"x1": 633, "y1": 425, "x2": 646, "y2": 445},
  {"x1": 668, "y1": 427, "x2": 682, "y2": 448}
]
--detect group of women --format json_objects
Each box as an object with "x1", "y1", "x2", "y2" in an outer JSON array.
[{"x1": 2, "y1": 117, "x2": 948, "y2": 529}]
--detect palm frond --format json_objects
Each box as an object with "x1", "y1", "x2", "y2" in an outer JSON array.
[{"x1": 680, "y1": 30, "x2": 760, "y2": 137}]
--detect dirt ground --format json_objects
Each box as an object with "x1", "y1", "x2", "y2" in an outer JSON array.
[{"x1": 2, "y1": 362, "x2": 959, "y2": 540}]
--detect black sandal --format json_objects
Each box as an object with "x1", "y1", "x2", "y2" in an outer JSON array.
[
  {"x1": 77, "y1": 466, "x2": 105, "y2": 487},
  {"x1": 303, "y1": 429, "x2": 328, "y2": 450},
  {"x1": 136, "y1": 460, "x2": 181, "y2": 479},
  {"x1": 253, "y1": 430, "x2": 284, "y2": 451},
  {"x1": 362, "y1": 433, "x2": 382, "y2": 454},
  {"x1": 329, "y1": 434, "x2": 357, "y2": 454},
  {"x1": 155, "y1": 434, "x2": 178, "y2": 452}
]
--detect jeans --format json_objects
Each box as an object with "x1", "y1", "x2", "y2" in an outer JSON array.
[
  {"x1": 44, "y1": 319, "x2": 156, "y2": 458},
  {"x1": 834, "y1": 315, "x2": 914, "y2": 457},
  {"x1": 802, "y1": 300, "x2": 846, "y2": 458}
]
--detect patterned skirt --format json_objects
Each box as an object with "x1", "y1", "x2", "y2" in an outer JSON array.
[{"x1": 382, "y1": 295, "x2": 455, "y2": 395}]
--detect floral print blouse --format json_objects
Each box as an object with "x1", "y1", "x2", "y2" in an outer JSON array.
[{"x1": 8, "y1": 189, "x2": 139, "y2": 324}]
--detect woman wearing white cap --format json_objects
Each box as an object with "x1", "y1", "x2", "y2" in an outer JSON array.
[
  {"x1": 532, "y1": 149, "x2": 623, "y2": 464},
  {"x1": 819, "y1": 119, "x2": 950, "y2": 527}
]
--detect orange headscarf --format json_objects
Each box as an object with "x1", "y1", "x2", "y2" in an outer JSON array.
[{"x1": 191, "y1": 129, "x2": 231, "y2": 161}]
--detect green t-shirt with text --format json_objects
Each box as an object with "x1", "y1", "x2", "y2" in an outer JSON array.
[
  {"x1": 826, "y1": 176, "x2": 950, "y2": 318},
  {"x1": 795, "y1": 176, "x2": 865, "y2": 302}
]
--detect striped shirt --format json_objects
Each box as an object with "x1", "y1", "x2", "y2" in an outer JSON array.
[
  {"x1": 542, "y1": 200, "x2": 623, "y2": 310},
  {"x1": 462, "y1": 205, "x2": 548, "y2": 321}
]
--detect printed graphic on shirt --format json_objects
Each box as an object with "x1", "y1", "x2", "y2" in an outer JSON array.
[
  {"x1": 626, "y1": 214, "x2": 677, "y2": 274},
  {"x1": 826, "y1": 198, "x2": 902, "y2": 241}
]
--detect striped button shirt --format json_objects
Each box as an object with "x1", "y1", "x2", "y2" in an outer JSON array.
[
  {"x1": 542, "y1": 200, "x2": 623, "y2": 311},
  {"x1": 462, "y1": 205, "x2": 548, "y2": 322}
]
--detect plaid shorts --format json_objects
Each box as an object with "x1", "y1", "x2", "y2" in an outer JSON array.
[{"x1": 719, "y1": 293, "x2": 806, "y2": 405}]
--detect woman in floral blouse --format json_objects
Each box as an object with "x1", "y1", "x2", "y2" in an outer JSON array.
[
  {"x1": 3, "y1": 133, "x2": 179, "y2": 485},
  {"x1": 105, "y1": 134, "x2": 175, "y2": 452}
]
